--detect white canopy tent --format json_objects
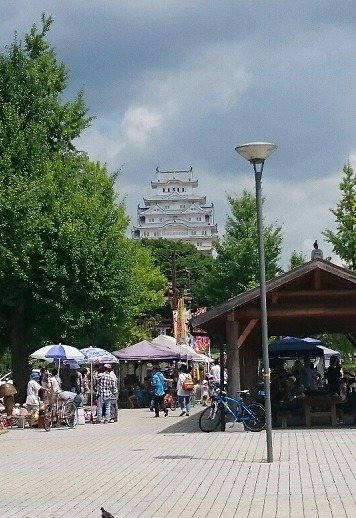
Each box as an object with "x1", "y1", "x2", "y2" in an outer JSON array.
[
  {"x1": 151, "y1": 335, "x2": 210, "y2": 363},
  {"x1": 316, "y1": 345, "x2": 341, "y2": 371}
]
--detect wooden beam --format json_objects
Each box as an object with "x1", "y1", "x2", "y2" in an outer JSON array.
[
  {"x1": 237, "y1": 319, "x2": 258, "y2": 348},
  {"x1": 313, "y1": 269, "x2": 322, "y2": 289},
  {"x1": 237, "y1": 307, "x2": 356, "y2": 319},
  {"x1": 226, "y1": 310, "x2": 235, "y2": 322},
  {"x1": 268, "y1": 289, "x2": 356, "y2": 301}
]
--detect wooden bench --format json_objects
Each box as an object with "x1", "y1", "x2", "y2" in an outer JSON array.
[
  {"x1": 340, "y1": 408, "x2": 356, "y2": 425},
  {"x1": 276, "y1": 411, "x2": 292, "y2": 429},
  {"x1": 301, "y1": 395, "x2": 341, "y2": 427}
]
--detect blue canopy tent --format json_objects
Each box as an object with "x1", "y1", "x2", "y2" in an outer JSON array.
[
  {"x1": 268, "y1": 336, "x2": 341, "y2": 374},
  {"x1": 268, "y1": 336, "x2": 324, "y2": 359}
]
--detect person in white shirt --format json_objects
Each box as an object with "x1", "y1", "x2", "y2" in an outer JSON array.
[
  {"x1": 44, "y1": 368, "x2": 82, "y2": 407},
  {"x1": 25, "y1": 372, "x2": 41, "y2": 414},
  {"x1": 46, "y1": 368, "x2": 62, "y2": 402},
  {"x1": 176, "y1": 364, "x2": 193, "y2": 417},
  {"x1": 210, "y1": 359, "x2": 227, "y2": 386},
  {"x1": 109, "y1": 366, "x2": 118, "y2": 422}
]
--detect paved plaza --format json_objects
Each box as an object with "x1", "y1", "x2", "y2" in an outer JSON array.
[{"x1": 1, "y1": 405, "x2": 356, "y2": 518}]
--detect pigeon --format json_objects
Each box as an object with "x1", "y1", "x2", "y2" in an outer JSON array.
[{"x1": 101, "y1": 507, "x2": 115, "y2": 518}]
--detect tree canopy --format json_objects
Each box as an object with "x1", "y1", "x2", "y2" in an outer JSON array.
[
  {"x1": 139, "y1": 238, "x2": 214, "y2": 310},
  {"x1": 288, "y1": 250, "x2": 306, "y2": 270},
  {"x1": 205, "y1": 191, "x2": 283, "y2": 306},
  {"x1": 0, "y1": 16, "x2": 165, "y2": 399},
  {"x1": 323, "y1": 164, "x2": 356, "y2": 270}
]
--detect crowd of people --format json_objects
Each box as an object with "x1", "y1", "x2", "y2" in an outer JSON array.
[
  {"x1": 269, "y1": 355, "x2": 356, "y2": 422},
  {"x1": 15, "y1": 350, "x2": 356, "y2": 428},
  {"x1": 22, "y1": 362, "x2": 119, "y2": 424},
  {"x1": 122, "y1": 358, "x2": 226, "y2": 418}
]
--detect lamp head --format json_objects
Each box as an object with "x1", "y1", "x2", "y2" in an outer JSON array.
[{"x1": 235, "y1": 142, "x2": 277, "y2": 165}]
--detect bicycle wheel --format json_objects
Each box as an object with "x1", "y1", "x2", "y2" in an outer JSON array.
[
  {"x1": 242, "y1": 402, "x2": 266, "y2": 432},
  {"x1": 64, "y1": 402, "x2": 78, "y2": 428},
  {"x1": 199, "y1": 403, "x2": 222, "y2": 432},
  {"x1": 44, "y1": 406, "x2": 53, "y2": 432}
]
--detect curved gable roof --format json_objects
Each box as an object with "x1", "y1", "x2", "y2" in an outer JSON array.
[{"x1": 191, "y1": 260, "x2": 356, "y2": 340}]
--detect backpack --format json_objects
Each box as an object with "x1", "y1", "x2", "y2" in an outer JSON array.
[{"x1": 182, "y1": 375, "x2": 195, "y2": 392}]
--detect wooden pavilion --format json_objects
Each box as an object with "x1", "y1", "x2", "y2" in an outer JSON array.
[{"x1": 190, "y1": 259, "x2": 356, "y2": 399}]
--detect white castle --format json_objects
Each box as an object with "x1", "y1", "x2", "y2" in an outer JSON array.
[{"x1": 132, "y1": 167, "x2": 218, "y2": 254}]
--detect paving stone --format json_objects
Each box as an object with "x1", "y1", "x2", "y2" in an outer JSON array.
[{"x1": 1, "y1": 409, "x2": 356, "y2": 517}]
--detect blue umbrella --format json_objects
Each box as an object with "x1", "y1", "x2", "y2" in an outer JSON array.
[{"x1": 30, "y1": 344, "x2": 85, "y2": 372}]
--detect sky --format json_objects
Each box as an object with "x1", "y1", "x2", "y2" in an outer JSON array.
[{"x1": 2, "y1": 0, "x2": 356, "y2": 268}]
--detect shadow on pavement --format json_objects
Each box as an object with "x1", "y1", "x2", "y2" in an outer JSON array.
[{"x1": 158, "y1": 408, "x2": 211, "y2": 435}]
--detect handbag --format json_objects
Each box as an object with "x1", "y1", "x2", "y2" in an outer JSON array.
[{"x1": 182, "y1": 376, "x2": 195, "y2": 392}]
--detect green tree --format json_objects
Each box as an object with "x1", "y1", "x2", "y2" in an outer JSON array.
[
  {"x1": 206, "y1": 190, "x2": 282, "y2": 306},
  {"x1": 119, "y1": 240, "x2": 166, "y2": 343},
  {"x1": 317, "y1": 334, "x2": 355, "y2": 359},
  {"x1": 288, "y1": 250, "x2": 306, "y2": 270},
  {"x1": 0, "y1": 16, "x2": 165, "y2": 400},
  {"x1": 323, "y1": 164, "x2": 356, "y2": 270},
  {"x1": 139, "y1": 238, "x2": 214, "y2": 310}
]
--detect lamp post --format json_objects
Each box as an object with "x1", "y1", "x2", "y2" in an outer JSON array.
[{"x1": 235, "y1": 141, "x2": 277, "y2": 463}]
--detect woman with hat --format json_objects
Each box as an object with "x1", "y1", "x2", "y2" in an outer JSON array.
[{"x1": 25, "y1": 372, "x2": 41, "y2": 417}]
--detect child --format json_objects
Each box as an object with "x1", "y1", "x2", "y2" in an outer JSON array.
[
  {"x1": 128, "y1": 384, "x2": 143, "y2": 409},
  {"x1": 201, "y1": 379, "x2": 209, "y2": 406}
]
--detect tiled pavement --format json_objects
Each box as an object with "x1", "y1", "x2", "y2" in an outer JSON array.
[{"x1": 1, "y1": 406, "x2": 356, "y2": 518}]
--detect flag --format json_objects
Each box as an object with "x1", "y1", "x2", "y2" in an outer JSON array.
[
  {"x1": 175, "y1": 297, "x2": 188, "y2": 345},
  {"x1": 192, "y1": 307, "x2": 210, "y2": 354}
]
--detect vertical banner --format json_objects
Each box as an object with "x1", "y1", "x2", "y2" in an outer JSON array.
[
  {"x1": 192, "y1": 307, "x2": 210, "y2": 355},
  {"x1": 175, "y1": 297, "x2": 188, "y2": 345},
  {"x1": 172, "y1": 310, "x2": 177, "y2": 340}
]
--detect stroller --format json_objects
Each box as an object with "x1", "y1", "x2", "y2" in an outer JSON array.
[{"x1": 163, "y1": 391, "x2": 176, "y2": 411}]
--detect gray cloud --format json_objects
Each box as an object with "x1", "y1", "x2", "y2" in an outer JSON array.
[{"x1": 1, "y1": 1, "x2": 356, "y2": 267}]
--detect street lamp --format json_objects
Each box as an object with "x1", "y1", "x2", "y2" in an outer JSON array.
[{"x1": 235, "y1": 141, "x2": 277, "y2": 463}]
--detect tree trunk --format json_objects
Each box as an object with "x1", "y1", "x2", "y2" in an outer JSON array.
[{"x1": 8, "y1": 312, "x2": 31, "y2": 404}]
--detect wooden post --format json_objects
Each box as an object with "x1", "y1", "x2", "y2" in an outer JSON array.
[{"x1": 226, "y1": 318, "x2": 240, "y2": 397}]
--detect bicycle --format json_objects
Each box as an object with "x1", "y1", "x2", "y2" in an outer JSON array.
[
  {"x1": 44, "y1": 393, "x2": 78, "y2": 432},
  {"x1": 199, "y1": 387, "x2": 266, "y2": 432}
]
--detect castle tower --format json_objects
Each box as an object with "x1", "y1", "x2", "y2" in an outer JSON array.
[{"x1": 132, "y1": 167, "x2": 218, "y2": 254}]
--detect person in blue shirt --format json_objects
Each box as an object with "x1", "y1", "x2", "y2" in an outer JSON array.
[{"x1": 151, "y1": 365, "x2": 172, "y2": 417}]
